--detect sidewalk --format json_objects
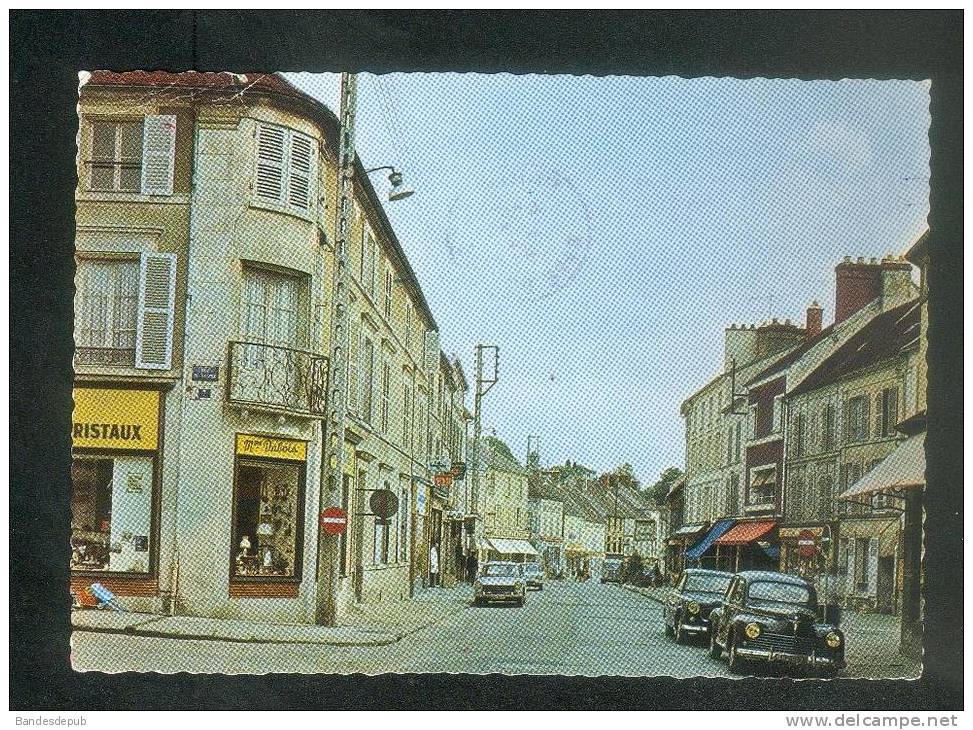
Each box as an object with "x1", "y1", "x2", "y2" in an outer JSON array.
[
  {"x1": 621, "y1": 583, "x2": 669, "y2": 604},
  {"x1": 70, "y1": 584, "x2": 471, "y2": 647}
]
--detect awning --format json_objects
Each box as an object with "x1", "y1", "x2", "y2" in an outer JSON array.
[
  {"x1": 839, "y1": 433, "x2": 925, "y2": 500},
  {"x1": 714, "y1": 520, "x2": 776, "y2": 547},
  {"x1": 475, "y1": 538, "x2": 493, "y2": 552},
  {"x1": 487, "y1": 538, "x2": 539, "y2": 557},
  {"x1": 671, "y1": 522, "x2": 709, "y2": 538},
  {"x1": 751, "y1": 468, "x2": 776, "y2": 488},
  {"x1": 685, "y1": 519, "x2": 736, "y2": 560}
]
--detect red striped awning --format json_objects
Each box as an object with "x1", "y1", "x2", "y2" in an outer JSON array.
[{"x1": 714, "y1": 520, "x2": 776, "y2": 547}]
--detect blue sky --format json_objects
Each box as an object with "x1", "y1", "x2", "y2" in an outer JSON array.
[{"x1": 285, "y1": 72, "x2": 930, "y2": 486}]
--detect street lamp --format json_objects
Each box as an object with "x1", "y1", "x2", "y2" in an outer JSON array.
[{"x1": 365, "y1": 165, "x2": 415, "y2": 202}]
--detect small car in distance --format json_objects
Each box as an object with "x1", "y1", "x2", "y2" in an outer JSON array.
[
  {"x1": 600, "y1": 556, "x2": 624, "y2": 584},
  {"x1": 708, "y1": 571, "x2": 845, "y2": 675},
  {"x1": 473, "y1": 561, "x2": 527, "y2": 607},
  {"x1": 662, "y1": 568, "x2": 733, "y2": 643},
  {"x1": 522, "y1": 561, "x2": 545, "y2": 590}
]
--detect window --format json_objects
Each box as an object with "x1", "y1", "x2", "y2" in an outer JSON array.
[
  {"x1": 817, "y1": 466, "x2": 834, "y2": 519},
  {"x1": 380, "y1": 360, "x2": 391, "y2": 434},
  {"x1": 74, "y1": 258, "x2": 139, "y2": 361},
  {"x1": 792, "y1": 412, "x2": 807, "y2": 457},
  {"x1": 90, "y1": 120, "x2": 143, "y2": 192},
  {"x1": 854, "y1": 538, "x2": 869, "y2": 591},
  {"x1": 360, "y1": 225, "x2": 378, "y2": 299},
  {"x1": 383, "y1": 264, "x2": 393, "y2": 320},
  {"x1": 405, "y1": 300, "x2": 413, "y2": 352},
  {"x1": 241, "y1": 267, "x2": 303, "y2": 348},
  {"x1": 821, "y1": 403, "x2": 836, "y2": 451},
  {"x1": 360, "y1": 336, "x2": 375, "y2": 425},
  {"x1": 734, "y1": 422, "x2": 742, "y2": 462},
  {"x1": 748, "y1": 465, "x2": 776, "y2": 506},
  {"x1": 75, "y1": 253, "x2": 177, "y2": 370},
  {"x1": 232, "y1": 459, "x2": 303, "y2": 579},
  {"x1": 402, "y1": 380, "x2": 412, "y2": 450},
  {"x1": 728, "y1": 472, "x2": 740, "y2": 514},
  {"x1": 71, "y1": 456, "x2": 154, "y2": 574},
  {"x1": 845, "y1": 395, "x2": 870, "y2": 443},
  {"x1": 772, "y1": 394, "x2": 784, "y2": 433},
  {"x1": 254, "y1": 123, "x2": 316, "y2": 214},
  {"x1": 876, "y1": 387, "x2": 899, "y2": 437}
]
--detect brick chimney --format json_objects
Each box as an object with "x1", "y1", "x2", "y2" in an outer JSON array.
[
  {"x1": 805, "y1": 300, "x2": 823, "y2": 339},
  {"x1": 834, "y1": 256, "x2": 883, "y2": 324}
]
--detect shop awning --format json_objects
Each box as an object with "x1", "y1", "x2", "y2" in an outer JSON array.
[
  {"x1": 839, "y1": 433, "x2": 925, "y2": 500},
  {"x1": 487, "y1": 538, "x2": 539, "y2": 557},
  {"x1": 671, "y1": 522, "x2": 709, "y2": 538},
  {"x1": 714, "y1": 520, "x2": 776, "y2": 547},
  {"x1": 685, "y1": 519, "x2": 735, "y2": 560},
  {"x1": 475, "y1": 538, "x2": 494, "y2": 552},
  {"x1": 751, "y1": 468, "x2": 776, "y2": 488}
]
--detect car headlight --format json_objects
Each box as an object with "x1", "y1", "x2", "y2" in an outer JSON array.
[
  {"x1": 474, "y1": 581, "x2": 482, "y2": 589},
  {"x1": 825, "y1": 632, "x2": 842, "y2": 649},
  {"x1": 686, "y1": 601, "x2": 701, "y2": 615},
  {"x1": 745, "y1": 622, "x2": 761, "y2": 639}
]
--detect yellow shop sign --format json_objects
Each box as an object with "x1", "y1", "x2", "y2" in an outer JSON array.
[
  {"x1": 72, "y1": 388, "x2": 160, "y2": 451},
  {"x1": 236, "y1": 434, "x2": 307, "y2": 462}
]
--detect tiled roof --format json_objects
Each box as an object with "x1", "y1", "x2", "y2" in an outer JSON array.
[
  {"x1": 744, "y1": 323, "x2": 836, "y2": 387},
  {"x1": 788, "y1": 299, "x2": 920, "y2": 397}
]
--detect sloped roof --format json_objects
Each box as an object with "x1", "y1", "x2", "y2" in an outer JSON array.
[
  {"x1": 528, "y1": 471, "x2": 563, "y2": 501},
  {"x1": 745, "y1": 323, "x2": 836, "y2": 387},
  {"x1": 788, "y1": 299, "x2": 920, "y2": 397}
]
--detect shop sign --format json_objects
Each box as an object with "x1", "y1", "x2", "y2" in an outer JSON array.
[
  {"x1": 434, "y1": 472, "x2": 453, "y2": 487},
  {"x1": 450, "y1": 462, "x2": 467, "y2": 479},
  {"x1": 72, "y1": 388, "x2": 160, "y2": 451},
  {"x1": 779, "y1": 526, "x2": 824, "y2": 540},
  {"x1": 235, "y1": 434, "x2": 307, "y2": 461}
]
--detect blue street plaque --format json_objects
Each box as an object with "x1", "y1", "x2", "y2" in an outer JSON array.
[{"x1": 192, "y1": 365, "x2": 220, "y2": 382}]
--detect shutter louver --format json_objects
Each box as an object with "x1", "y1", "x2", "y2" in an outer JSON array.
[
  {"x1": 255, "y1": 124, "x2": 286, "y2": 203},
  {"x1": 287, "y1": 133, "x2": 315, "y2": 210},
  {"x1": 141, "y1": 115, "x2": 176, "y2": 196},
  {"x1": 135, "y1": 252, "x2": 177, "y2": 370}
]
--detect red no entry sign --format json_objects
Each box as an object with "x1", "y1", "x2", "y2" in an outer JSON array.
[{"x1": 320, "y1": 506, "x2": 348, "y2": 535}]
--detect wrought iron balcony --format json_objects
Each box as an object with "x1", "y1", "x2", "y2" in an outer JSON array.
[
  {"x1": 74, "y1": 346, "x2": 136, "y2": 367},
  {"x1": 227, "y1": 340, "x2": 328, "y2": 417}
]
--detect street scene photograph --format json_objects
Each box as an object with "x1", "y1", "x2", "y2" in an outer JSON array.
[{"x1": 65, "y1": 67, "x2": 931, "y2": 680}]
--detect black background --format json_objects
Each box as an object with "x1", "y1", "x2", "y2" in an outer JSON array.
[{"x1": 9, "y1": 10, "x2": 963, "y2": 710}]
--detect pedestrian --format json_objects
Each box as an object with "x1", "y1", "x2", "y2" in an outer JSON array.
[
  {"x1": 466, "y1": 552, "x2": 478, "y2": 583},
  {"x1": 429, "y1": 543, "x2": 439, "y2": 588}
]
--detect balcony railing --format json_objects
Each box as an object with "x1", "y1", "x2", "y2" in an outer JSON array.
[
  {"x1": 227, "y1": 340, "x2": 328, "y2": 417},
  {"x1": 74, "y1": 346, "x2": 136, "y2": 367}
]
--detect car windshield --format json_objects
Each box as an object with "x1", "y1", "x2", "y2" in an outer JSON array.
[
  {"x1": 483, "y1": 564, "x2": 519, "y2": 577},
  {"x1": 684, "y1": 573, "x2": 732, "y2": 594},
  {"x1": 605, "y1": 560, "x2": 622, "y2": 569},
  {"x1": 523, "y1": 564, "x2": 541, "y2": 573},
  {"x1": 749, "y1": 581, "x2": 812, "y2": 606}
]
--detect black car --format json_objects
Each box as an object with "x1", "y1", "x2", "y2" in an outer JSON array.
[
  {"x1": 708, "y1": 571, "x2": 845, "y2": 675},
  {"x1": 662, "y1": 568, "x2": 733, "y2": 643},
  {"x1": 600, "y1": 557, "x2": 623, "y2": 584}
]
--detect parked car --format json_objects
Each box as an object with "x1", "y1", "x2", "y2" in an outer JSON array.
[
  {"x1": 522, "y1": 561, "x2": 545, "y2": 590},
  {"x1": 662, "y1": 568, "x2": 733, "y2": 643},
  {"x1": 473, "y1": 562, "x2": 527, "y2": 607},
  {"x1": 708, "y1": 571, "x2": 845, "y2": 675},
  {"x1": 600, "y1": 557, "x2": 623, "y2": 584}
]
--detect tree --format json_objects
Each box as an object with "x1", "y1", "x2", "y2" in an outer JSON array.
[{"x1": 647, "y1": 466, "x2": 683, "y2": 506}]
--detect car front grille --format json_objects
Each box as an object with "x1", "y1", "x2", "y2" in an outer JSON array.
[
  {"x1": 483, "y1": 586, "x2": 514, "y2": 594},
  {"x1": 747, "y1": 632, "x2": 816, "y2": 655}
]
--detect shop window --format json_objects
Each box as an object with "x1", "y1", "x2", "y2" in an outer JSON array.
[
  {"x1": 71, "y1": 455, "x2": 154, "y2": 574},
  {"x1": 232, "y1": 459, "x2": 303, "y2": 579},
  {"x1": 854, "y1": 538, "x2": 869, "y2": 592}
]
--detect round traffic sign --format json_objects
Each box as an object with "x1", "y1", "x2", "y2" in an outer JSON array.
[
  {"x1": 370, "y1": 488, "x2": 399, "y2": 520},
  {"x1": 320, "y1": 506, "x2": 348, "y2": 535}
]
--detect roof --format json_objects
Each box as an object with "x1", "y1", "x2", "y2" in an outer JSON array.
[
  {"x1": 745, "y1": 324, "x2": 836, "y2": 387},
  {"x1": 839, "y1": 433, "x2": 925, "y2": 500},
  {"x1": 527, "y1": 471, "x2": 563, "y2": 501},
  {"x1": 788, "y1": 299, "x2": 920, "y2": 397},
  {"x1": 479, "y1": 436, "x2": 523, "y2": 473},
  {"x1": 84, "y1": 70, "x2": 439, "y2": 333}
]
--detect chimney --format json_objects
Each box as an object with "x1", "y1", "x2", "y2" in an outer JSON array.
[
  {"x1": 805, "y1": 300, "x2": 823, "y2": 339},
  {"x1": 880, "y1": 255, "x2": 915, "y2": 311},
  {"x1": 834, "y1": 256, "x2": 883, "y2": 324}
]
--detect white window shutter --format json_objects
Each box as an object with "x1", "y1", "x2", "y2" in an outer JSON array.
[
  {"x1": 141, "y1": 115, "x2": 176, "y2": 196},
  {"x1": 287, "y1": 132, "x2": 315, "y2": 211},
  {"x1": 135, "y1": 252, "x2": 177, "y2": 370},
  {"x1": 255, "y1": 123, "x2": 286, "y2": 203}
]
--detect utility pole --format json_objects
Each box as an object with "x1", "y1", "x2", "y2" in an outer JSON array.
[
  {"x1": 469, "y1": 344, "x2": 499, "y2": 523},
  {"x1": 315, "y1": 72, "x2": 358, "y2": 626}
]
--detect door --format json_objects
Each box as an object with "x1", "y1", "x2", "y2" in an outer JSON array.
[
  {"x1": 108, "y1": 456, "x2": 154, "y2": 574},
  {"x1": 876, "y1": 555, "x2": 895, "y2": 614}
]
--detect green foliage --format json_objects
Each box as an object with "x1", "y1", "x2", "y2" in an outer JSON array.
[{"x1": 647, "y1": 466, "x2": 683, "y2": 506}]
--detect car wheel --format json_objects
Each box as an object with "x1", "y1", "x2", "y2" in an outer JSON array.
[
  {"x1": 664, "y1": 619, "x2": 674, "y2": 637},
  {"x1": 517, "y1": 597, "x2": 525, "y2": 607},
  {"x1": 727, "y1": 635, "x2": 748, "y2": 674},
  {"x1": 708, "y1": 625, "x2": 722, "y2": 658},
  {"x1": 674, "y1": 615, "x2": 689, "y2": 645}
]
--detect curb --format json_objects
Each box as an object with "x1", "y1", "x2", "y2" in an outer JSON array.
[
  {"x1": 620, "y1": 583, "x2": 666, "y2": 605},
  {"x1": 72, "y1": 622, "x2": 404, "y2": 648}
]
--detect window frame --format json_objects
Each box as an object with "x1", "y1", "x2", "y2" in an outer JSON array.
[
  {"x1": 252, "y1": 121, "x2": 317, "y2": 219},
  {"x1": 88, "y1": 118, "x2": 144, "y2": 193},
  {"x1": 74, "y1": 254, "x2": 141, "y2": 363}
]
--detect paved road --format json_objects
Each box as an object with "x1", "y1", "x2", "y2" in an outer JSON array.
[{"x1": 73, "y1": 580, "x2": 734, "y2": 676}]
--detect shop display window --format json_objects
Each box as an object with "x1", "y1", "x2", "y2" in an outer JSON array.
[
  {"x1": 233, "y1": 459, "x2": 303, "y2": 579},
  {"x1": 71, "y1": 455, "x2": 154, "y2": 574}
]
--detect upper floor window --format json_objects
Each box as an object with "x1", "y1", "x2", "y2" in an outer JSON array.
[
  {"x1": 875, "y1": 387, "x2": 899, "y2": 437},
  {"x1": 383, "y1": 264, "x2": 393, "y2": 320},
  {"x1": 748, "y1": 465, "x2": 776, "y2": 507},
  {"x1": 404, "y1": 300, "x2": 413, "y2": 353},
  {"x1": 821, "y1": 402, "x2": 836, "y2": 452},
  {"x1": 792, "y1": 412, "x2": 807, "y2": 457},
  {"x1": 254, "y1": 123, "x2": 316, "y2": 215},
  {"x1": 360, "y1": 225, "x2": 378, "y2": 300},
  {"x1": 845, "y1": 395, "x2": 870, "y2": 443},
  {"x1": 75, "y1": 253, "x2": 177, "y2": 370},
  {"x1": 241, "y1": 266, "x2": 304, "y2": 349},
  {"x1": 88, "y1": 115, "x2": 176, "y2": 196}
]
